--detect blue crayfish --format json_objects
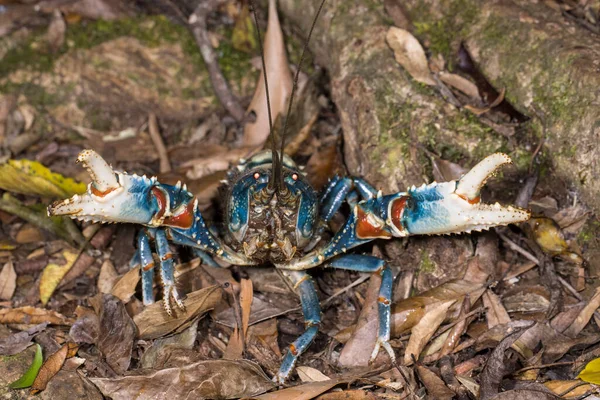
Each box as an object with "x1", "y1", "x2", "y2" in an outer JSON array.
[
  {"x1": 48, "y1": 148, "x2": 529, "y2": 382},
  {"x1": 47, "y1": 0, "x2": 530, "y2": 384}
]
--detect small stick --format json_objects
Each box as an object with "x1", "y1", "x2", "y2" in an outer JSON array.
[
  {"x1": 148, "y1": 113, "x2": 171, "y2": 174},
  {"x1": 189, "y1": 0, "x2": 245, "y2": 122},
  {"x1": 498, "y1": 232, "x2": 600, "y2": 320}
]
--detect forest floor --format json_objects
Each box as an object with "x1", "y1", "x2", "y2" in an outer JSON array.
[{"x1": 1, "y1": 0, "x2": 600, "y2": 399}]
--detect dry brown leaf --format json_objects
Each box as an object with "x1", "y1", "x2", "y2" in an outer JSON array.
[
  {"x1": 216, "y1": 294, "x2": 291, "y2": 328},
  {"x1": 243, "y1": 0, "x2": 293, "y2": 146},
  {"x1": 479, "y1": 329, "x2": 525, "y2": 399},
  {"x1": 182, "y1": 146, "x2": 257, "y2": 180},
  {"x1": 483, "y1": 290, "x2": 510, "y2": 328},
  {"x1": 430, "y1": 155, "x2": 468, "y2": 183},
  {"x1": 489, "y1": 390, "x2": 562, "y2": 400},
  {"x1": 297, "y1": 366, "x2": 331, "y2": 383},
  {"x1": 0, "y1": 306, "x2": 71, "y2": 325},
  {"x1": 438, "y1": 72, "x2": 481, "y2": 100},
  {"x1": 30, "y1": 343, "x2": 68, "y2": 395},
  {"x1": 58, "y1": 252, "x2": 96, "y2": 289},
  {"x1": 223, "y1": 325, "x2": 244, "y2": 360},
  {"x1": 339, "y1": 271, "x2": 381, "y2": 367},
  {"x1": 240, "y1": 278, "x2": 253, "y2": 339},
  {"x1": 392, "y1": 280, "x2": 485, "y2": 337},
  {"x1": 134, "y1": 285, "x2": 223, "y2": 340},
  {"x1": 416, "y1": 365, "x2": 455, "y2": 400},
  {"x1": 15, "y1": 224, "x2": 43, "y2": 244},
  {"x1": 69, "y1": 306, "x2": 100, "y2": 345},
  {"x1": 0, "y1": 260, "x2": 16, "y2": 300},
  {"x1": 110, "y1": 267, "x2": 140, "y2": 303},
  {"x1": 316, "y1": 390, "x2": 377, "y2": 400},
  {"x1": 0, "y1": 322, "x2": 47, "y2": 356},
  {"x1": 248, "y1": 318, "x2": 281, "y2": 357},
  {"x1": 97, "y1": 260, "x2": 118, "y2": 294},
  {"x1": 141, "y1": 320, "x2": 198, "y2": 369},
  {"x1": 544, "y1": 380, "x2": 591, "y2": 398},
  {"x1": 386, "y1": 27, "x2": 435, "y2": 86},
  {"x1": 256, "y1": 379, "x2": 345, "y2": 400},
  {"x1": 439, "y1": 295, "x2": 470, "y2": 358},
  {"x1": 563, "y1": 287, "x2": 600, "y2": 338},
  {"x1": 90, "y1": 359, "x2": 274, "y2": 400},
  {"x1": 404, "y1": 300, "x2": 455, "y2": 365},
  {"x1": 94, "y1": 294, "x2": 136, "y2": 374}
]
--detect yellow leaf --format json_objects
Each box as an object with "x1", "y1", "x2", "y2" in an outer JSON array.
[
  {"x1": 40, "y1": 250, "x2": 80, "y2": 305},
  {"x1": 0, "y1": 159, "x2": 86, "y2": 198},
  {"x1": 578, "y1": 357, "x2": 600, "y2": 384}
]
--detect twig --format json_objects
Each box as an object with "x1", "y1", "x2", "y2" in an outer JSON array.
[
  {"x1": 148, "y1": 113, "x2": 171, "y2": 173},
  {"x1": 321, "y1": 273, "x2": 371, "y2": 307},
  {"x1": 512, "y1": 361, "x2": 573, "y2": 374},
  {"x1": 498, "y1": 232, "x2": 600, "y2": 320},
  {"x1": 218, "y1": 272, "x2": 372, "y2": 328},
  {"x1": 189, "y1": 0, "x2": 246, "y2": 122}
]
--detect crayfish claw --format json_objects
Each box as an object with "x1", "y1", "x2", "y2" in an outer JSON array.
[{"x1": 455, "y1": 153, "x2": 511, "y2": 201}]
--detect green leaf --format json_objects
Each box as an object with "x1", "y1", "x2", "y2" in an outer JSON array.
[
  {"x1": 0, "y1": 159, "x2": 86, "y2": 199},
  {"x1": 578, "y1": 357, "x2": 600, "y2": 384},
  {"x1": 9, "y1": 344, "x2": 43, "y2": 389}
]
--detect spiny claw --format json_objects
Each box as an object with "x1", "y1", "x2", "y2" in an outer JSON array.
[
  {"x1": 77, "y1": 149, "x2": 120, "y2": 194},
  {"x1": 48, "y1": 150, "x2": 156, "y2": 225},
  {"x1": 455, "y1": 153, "x2": 511, "y2": 201},
  {"x1": 396, "y1": 153, "x2": 530, "y2": 236}
]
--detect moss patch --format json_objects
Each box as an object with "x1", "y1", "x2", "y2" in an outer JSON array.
[
  {"x1": 411, "y1": 0, "x2": 479, "y2": 64},
  {"x1": 0, "y1": 16, "x2": 208, "y2": 79}
]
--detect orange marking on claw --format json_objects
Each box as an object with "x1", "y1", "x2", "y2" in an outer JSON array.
[
  {"x1": 457, "y1": 193, "x2": 481, "y2": 204},
  {"x1": 390, "y1": 196, "x2": 409, "y2": 231},
  {"x1": 151, "y1": 187, "x2": 168, "y2": 220},
  {"x1": 289, "y1": 344, "x2": 298, "y2": 356},
  {"x1": 164, "y1": 199, "x2": 195, "y2": 229},
  {"x1": 91, "y1": 185, "x2": 118, "y2": 198},
  {"x1": 161, "y1": 253, "x2": 174, "y2": 261},
  {"x1": 356, "y1": 206, "x2": 392, "y2": 239}
]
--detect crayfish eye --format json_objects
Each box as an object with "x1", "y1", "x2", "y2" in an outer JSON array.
[
  {"x1": 406, "y1": 196, "x2": 415, "y2": 210},
  {"x1": 253, "y1": 172, "x2": 260, "y2": 180}
]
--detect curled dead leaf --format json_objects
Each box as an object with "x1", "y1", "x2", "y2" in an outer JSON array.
[
  {"x1": 134, "y1": 285, "x2": 223, "y2": 340},
  {"x1": 0, "y1": 323, "x2": 48, "y2": 356},
  {"x1": 0, "y1": 306, "x2": 72, "y2": 325},
  {"x1": 30, "y1": 343, "x2": 68, "y2": 395},
  {"x1": 404, "y1": 299, "x2": 455, "y2": 365},
  {"x1": 90, "y1": 359, "x2": 274, "y2": 400},
  {"x1": 416, "y1": 365, "x2": 455, "y2": 400},
  {"x1": 563, "y1": 287, "x2": 600, "y2": 338},
  {"x1": 438, "y1": 71, "x2": 481, "y2": 100},
  {"x1": 95, "y1": 294, "x2": 136, "y2": 374},
  {"x1": 110, "y1": 267, "x2": 140, "y2": 303}
]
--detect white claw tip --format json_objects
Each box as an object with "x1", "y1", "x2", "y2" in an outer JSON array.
[
  {"x1": 76, "y1": 149, "x2": 120, "y2": 192},
  {"x1": 455, "y1": 153, "x2": 512, "y2": 200}
]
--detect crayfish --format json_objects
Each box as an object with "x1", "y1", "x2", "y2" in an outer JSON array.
[{"x1": 47, "y1": 0, "x2": 530, "y2": 384}]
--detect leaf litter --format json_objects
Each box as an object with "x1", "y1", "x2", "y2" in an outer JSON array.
[{"x1": 1, "y1": 0, "x2": 600, "y2": 399}]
